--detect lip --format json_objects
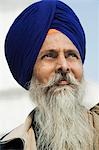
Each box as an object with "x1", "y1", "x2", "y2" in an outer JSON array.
[{"x1": 56, "y1": 80, "x2": 69, "y2": 86}]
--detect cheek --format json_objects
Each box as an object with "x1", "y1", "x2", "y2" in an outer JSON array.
[
  {"x1": 34, "y1": 62, "x2": 55, "y2": 84},
  {"x1": 71, "y1": 63, "x2": 83, "y2": 81}
]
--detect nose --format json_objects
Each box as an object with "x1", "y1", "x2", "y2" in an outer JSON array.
[{"x1": 55, "y1": 54, "x2": 70, "y2": 75}]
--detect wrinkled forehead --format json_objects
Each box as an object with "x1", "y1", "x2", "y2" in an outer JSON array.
[{"x1": 40, "y1": 29, "x2": 79, "y2": 53}]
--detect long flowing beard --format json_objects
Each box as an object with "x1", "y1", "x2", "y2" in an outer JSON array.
[{"x1": 29, "y1": 73, "x2": 94, "y2": 150}]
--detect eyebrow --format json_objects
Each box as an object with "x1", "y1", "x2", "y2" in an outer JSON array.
[
  {"x1": 64, "y1": 49, "x2": 80, "y2": 56},
  {"x1": 39, "y1": 49, "x2": 80, "y2": 57},
  {"x1": 39, "y1": 49, "x2": 57, "y2": 56}
]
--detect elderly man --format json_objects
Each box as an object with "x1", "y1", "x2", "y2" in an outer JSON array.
[{"x1": 0, "y1": 0, "x2": 99, "y2": 150}]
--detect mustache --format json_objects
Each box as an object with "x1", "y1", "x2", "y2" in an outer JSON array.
[{"x1": 41, "y1": 73, "x2": 79, "y2": 89}]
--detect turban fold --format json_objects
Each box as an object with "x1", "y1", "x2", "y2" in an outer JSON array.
[{"x1": 5, "y1": 0, "x2": 86, "y2": 89}]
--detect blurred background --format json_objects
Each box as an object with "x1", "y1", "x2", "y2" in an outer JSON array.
[{"x1": 0, "y1": 0, "x2": 99, "y2": 137}]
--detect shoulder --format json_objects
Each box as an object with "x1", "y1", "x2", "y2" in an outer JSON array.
[
  {"x1": 0, "y1": 109, "x2": 37, "y2": 150},
  {"x1": 89, "y1": 103, "x2": 99, "y2": 131},
  {"x1": 0, "y1": 124, "x2": 25, "y2": 149},
  {"x1": 90, "y1": 103, "x2": 99, "y2": 115}
]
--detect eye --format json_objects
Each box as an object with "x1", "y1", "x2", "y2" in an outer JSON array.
[
  {"x1": 69, "y1": 53, "x2": 78, "y2": 58},
  {"x1": 66, "y1": 52, "x2": 79, "y2": 60},
  {"x1": 41, "y1": 51, "x2": 57, "y2": 59}
]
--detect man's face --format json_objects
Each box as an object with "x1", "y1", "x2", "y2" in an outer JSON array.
[{"x1": 34, "y1": 30, "x2": 83, "y2": 86}]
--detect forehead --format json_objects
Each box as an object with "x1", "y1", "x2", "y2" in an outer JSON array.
[{"x1": 40, "y1": 30, "x2": 79, "y2": 53}]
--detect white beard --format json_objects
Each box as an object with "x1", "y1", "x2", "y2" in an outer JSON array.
[{"x1": 29, "y1": 74, "x2": 94, "y2": 150}]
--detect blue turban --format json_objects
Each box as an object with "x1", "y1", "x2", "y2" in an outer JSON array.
[{"x1": 5, "y1": 0, "x2": 86, "y2": 89}]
